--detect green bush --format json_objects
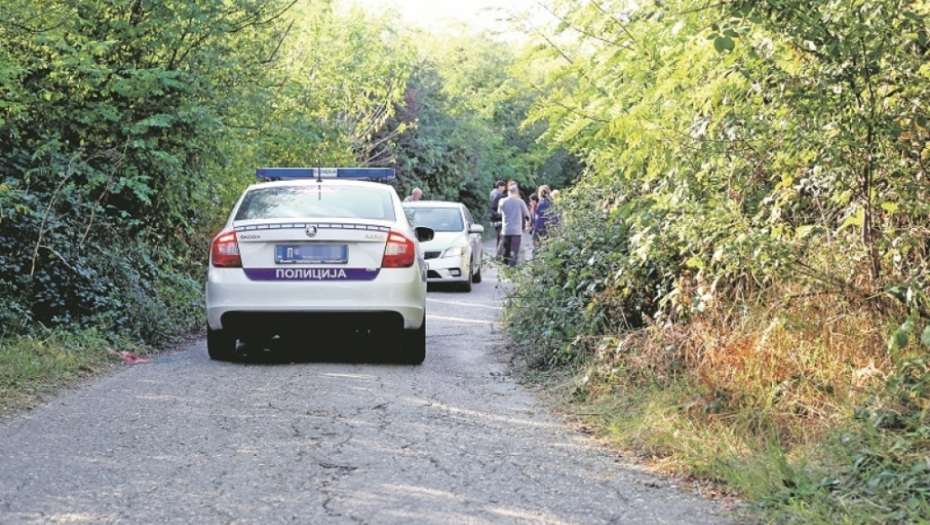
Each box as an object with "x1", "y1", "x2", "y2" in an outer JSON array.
[
  {"x1": 0, "y1": 0, "x2": 285, "y2": 344},
  {"x1": 505, "y1": 184, "x2": 681, "y2": 369},
  {"x1": 0, "y1": 148, "x2": 201, "y2": 345}
]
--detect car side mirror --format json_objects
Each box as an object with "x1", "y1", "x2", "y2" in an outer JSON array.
[
  {"x1": 468, "y1": 224, "x2": 485, "y2": 234},
  {"x1": 415, "y1": 226, "x2": 434, "y2": 242}
]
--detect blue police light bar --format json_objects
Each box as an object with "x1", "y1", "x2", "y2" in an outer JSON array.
[{"x1": 255, "y1": 167, "x2": 395, "y2": 180}]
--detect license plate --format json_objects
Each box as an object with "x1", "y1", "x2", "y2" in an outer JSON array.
[{"x1": 275, "y1": 244, "x2": 347, "y2": 264}]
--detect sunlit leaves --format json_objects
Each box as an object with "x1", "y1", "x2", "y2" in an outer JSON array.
[
  {"x1": 522, "y1": 0, "x2": 930, "y2": 323},
  {"x1": 0, "y1": 0, "x2": 299, "y2": 335},
  {"x1": 383, "y1": 32, "x2": 575, "y2": 214}
]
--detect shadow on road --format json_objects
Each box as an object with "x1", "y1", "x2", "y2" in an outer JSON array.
[
  {"x1": 221, "y1": 282, "x2": 489, "y2": 365},
  {"x1": 426, "y1": 282, "x2": 472, "y2": 293},
  {"x1": 225, "y1": 334, "x2": 411, "y2": 366}
]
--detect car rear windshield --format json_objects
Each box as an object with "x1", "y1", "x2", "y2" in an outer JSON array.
[
  {"x1": 235, "y1": 185, "x2": 396, "y2": 221},
  {"x1": 407, "y1": 207, "x2": 464, "y2": 232}
]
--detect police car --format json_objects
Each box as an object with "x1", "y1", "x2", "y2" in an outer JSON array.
[
  {"x1": 205, "y1": 168, "x2": 433, "y2": 363},
  {"x1": 403, "y1": 201, "x2": 484, "y2": 292}
]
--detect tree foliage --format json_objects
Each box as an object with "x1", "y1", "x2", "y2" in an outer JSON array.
[
  {"x1": 384, "y1": 32, "x2": 578, "y2": 216},
  {"x1": 513, "y1": 0, "x2": 930, "y2": 350},
  {"x1": 1, "y1": 0, "x2": 298, "y2": 340}
]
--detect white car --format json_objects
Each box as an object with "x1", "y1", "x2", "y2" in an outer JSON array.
[
  {"x1": 205, "y1": 168, "x2": 433, "y2": 363},
  {"x1": 403, "y1": 201, "x2": 484, "y2": 292}
]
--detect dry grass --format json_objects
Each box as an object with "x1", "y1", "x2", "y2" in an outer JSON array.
[
  {"x1": 550, "y1": 282, "x2": 909, "y2": 517},
  {"x1": 595, "y1": 288, "x2": 890, "y2": 430}
]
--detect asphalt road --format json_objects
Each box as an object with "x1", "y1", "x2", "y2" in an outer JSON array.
[{"x1": 0, "y1": 246, "x2": 737, "y2": 524}]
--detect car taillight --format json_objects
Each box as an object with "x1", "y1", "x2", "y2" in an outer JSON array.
[
  {"x1": 211, "y1": 230, "x2": 242, "y2": 268},
  {"x1": 382, "y1": 231, "x2": 416, "y2": 268}
]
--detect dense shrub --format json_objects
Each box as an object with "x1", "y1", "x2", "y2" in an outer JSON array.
[
  {"x1": 0, "y1": 0, "x2": 289, "y2": 344},
  {"x1": 0, "y1": 148, "x2": 201, "y2": 344},
  {"x1": 505, "y1": 181, "x2": 682, "y2": 369}
]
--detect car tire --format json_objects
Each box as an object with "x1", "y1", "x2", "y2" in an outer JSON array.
[
  {"x1": 207, "y1": 326, "x2": 237, "y2": 361},
  {"x1": 472, "y1": 266, "x2": 482, "y2": 283},
  {"x1": 399, "y1": 316, "x2": 426, "y2": 365},
  {"x1": 459, "y1": 274, "x2": 473, "y2": 292}
]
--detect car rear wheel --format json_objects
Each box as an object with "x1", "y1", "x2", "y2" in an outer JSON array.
[
  {"x1": 207, "y1": 327, "x2": 237, "y2": 361},
  {"x1": 399, "y1": 316, "x2": 426, "y2": 364}
]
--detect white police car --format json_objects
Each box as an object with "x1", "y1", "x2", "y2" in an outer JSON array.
[
  {"x1": 205, "y1": 168, "x2": 433, "y2": 363},
  {"x1": 403, "y1": 201, "x2": 484, "y2": 292}
]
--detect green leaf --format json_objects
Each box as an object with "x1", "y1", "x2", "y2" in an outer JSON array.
[
  {"x1": 686, "y1": 256, "x2": 705, "y2": 269},
  {"x1": 892, "y1": 329, "x2": 909, "y2": 350},
  {"x1": 888, "y1": 121, "x2": 902, "y2": 142},
  {"x1": 713, "y1": 36, "x2": 735, "y2": 53},
  {"x1": 838, "y1": 208, "x2": 864, "y2": 232}
]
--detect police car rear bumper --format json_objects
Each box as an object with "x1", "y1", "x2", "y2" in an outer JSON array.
[{"x1": 205, "y1": 266, "x2": 426, "y2": 332}]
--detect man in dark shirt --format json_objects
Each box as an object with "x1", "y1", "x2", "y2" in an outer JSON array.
[{"x1": 488, "y1": 180, "x2": 506, "y2": 247}]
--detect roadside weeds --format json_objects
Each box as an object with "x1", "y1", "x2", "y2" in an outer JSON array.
[{"x1": 0, "y1": 327, "x2": 201, "y2": 418}]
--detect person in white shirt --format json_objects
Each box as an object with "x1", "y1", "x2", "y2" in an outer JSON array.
[{"x1": 497, "y1": 185, "x2": 531, "y2": 266}]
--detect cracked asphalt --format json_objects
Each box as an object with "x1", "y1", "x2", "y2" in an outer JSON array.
[{"x1": 0, "y1": 248, "x2": 737, "y2": 524}]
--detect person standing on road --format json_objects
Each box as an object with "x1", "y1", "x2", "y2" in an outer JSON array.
[
  {"x1": 488, "y1": 180, "x2": 506, "y2": 247},
  {"x1": 533, "y1": 185, "x2": 555, "y2": 244},
  {"x1": 404, "y1": 187, "x2": 423, "y2": 202},
  {"x1": 497, "y1": 184, "x2": 531, "y2": 267},
  {"x1": 507, "y1": 179, "x2": 527, "y2": 202}
]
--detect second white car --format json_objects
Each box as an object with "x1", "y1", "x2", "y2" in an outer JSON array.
[{"x1": 403, "y1": 201, "x2": 484, "y2": 292}]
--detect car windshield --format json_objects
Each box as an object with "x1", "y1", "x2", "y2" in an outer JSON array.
[
  {"x1": 407, "y1": 207, "x2": 464, "y2": 232},
  {"x1": 235, "y1": 185, "x2": 395, "y2": 221}
]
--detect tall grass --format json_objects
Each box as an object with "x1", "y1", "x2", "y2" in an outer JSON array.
[
  {"x1": 0, "y1": 328, "x2": 144, "y2": 416},
  {"x1": 507, "y1": 245, "x2": 930, "y2": 522}
]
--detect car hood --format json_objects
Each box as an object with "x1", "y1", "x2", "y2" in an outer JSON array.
[{"x1": 420, "y1": 231, "x2": 468, "y2": 251}]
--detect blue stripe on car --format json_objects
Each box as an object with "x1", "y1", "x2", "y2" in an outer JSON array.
[{"x1": 243, "y1": 268, "x2": 381, "y2": 281}]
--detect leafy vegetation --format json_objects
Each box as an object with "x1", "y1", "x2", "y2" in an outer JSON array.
[
  {"x1": 1, "y1": 0, "x2": 295, "y2": 341},
  {"x1": 505, "y1": 0, "x2": 930, "y2": 521},
  {"x1": 383, "y1": 32, "x2": 577, "y2": 213}
]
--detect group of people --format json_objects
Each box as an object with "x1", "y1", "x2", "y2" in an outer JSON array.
[
  {"x1": 488, "y1": 180, "x2": 557, "y2": 267},
  {"x1": 401, "y1": 180, "x2": 557, "y2": 268}
]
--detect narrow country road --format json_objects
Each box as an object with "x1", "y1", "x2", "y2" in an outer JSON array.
[{"x1": 0, "y1": 244, "x2": 736, "y2": 524}]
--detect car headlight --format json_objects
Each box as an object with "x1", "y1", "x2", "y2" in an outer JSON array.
[{"x1": 440, "y1": 245, "x2": 467, "y2": 258}]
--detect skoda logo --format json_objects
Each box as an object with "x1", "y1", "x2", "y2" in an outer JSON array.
[{"x1": 305, "y1": 225, "x2": 318, "y2": 238}]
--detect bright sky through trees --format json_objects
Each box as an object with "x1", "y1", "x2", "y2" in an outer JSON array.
[{"x1": 353, "y1": 0, "x2": 544, "y2": 36}]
